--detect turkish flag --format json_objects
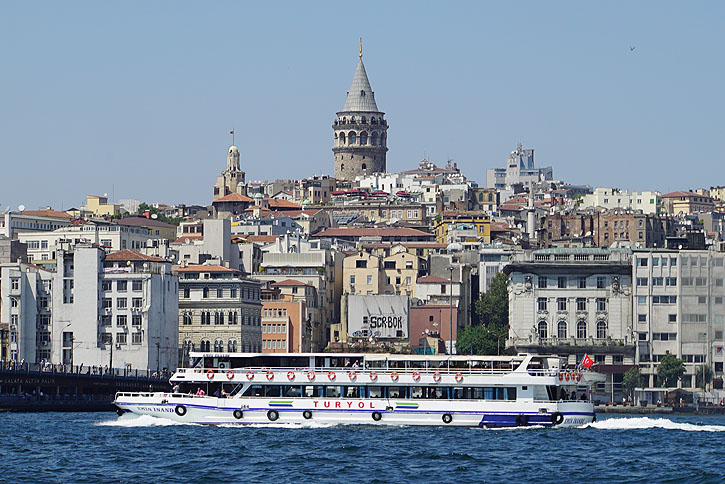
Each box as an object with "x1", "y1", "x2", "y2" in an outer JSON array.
[{"x1": 581, "y1": 354, "x2": 594, "y2": 369}]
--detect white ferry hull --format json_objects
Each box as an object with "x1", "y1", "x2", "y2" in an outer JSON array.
[{"x1": 114, "y1": 393, "x2": 594, "y2": 428}]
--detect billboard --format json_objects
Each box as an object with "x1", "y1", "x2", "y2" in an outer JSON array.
[{"x1": 347, "y1": 294, "x2": 409, "y2": 340}]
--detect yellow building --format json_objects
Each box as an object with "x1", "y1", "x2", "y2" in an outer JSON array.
[
  {"x1": 433, "y1": 211, "x2": 490, "y2": 244},
  {"x1": 343, "y1": 247, "x2": 423, "y2": 297},
  {"x1": 84, "y1": 195, "x2": 121, "y2": 217}
]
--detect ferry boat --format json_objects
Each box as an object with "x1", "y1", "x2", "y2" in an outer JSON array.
[{"x1": 113, "y1": 352, "x2": 604, "y2": 428}]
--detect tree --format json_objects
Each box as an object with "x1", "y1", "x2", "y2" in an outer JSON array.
[
  {"x1": 622, "y1": 367, "x2": 641, "y2": 400},
  {"x1": 136, "y1": 202, "x2": 183, "y2": 226},
  {"x1": 695, "y1": 365, "x2": 714, "y2": 389},
  {"x1": 657, "y1": 355, "x2": 685, "y2": 387},
  {"x1": 457, "y1": 272, "x2": 509, "y2": 355}
]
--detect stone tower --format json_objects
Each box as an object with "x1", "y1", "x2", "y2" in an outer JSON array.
[
  {"x1": 213, "y1": 145, "x2": 247, "y2": 199},
  {"x1": 333, "y1": 44, "x2": 388, "y2": 180}
]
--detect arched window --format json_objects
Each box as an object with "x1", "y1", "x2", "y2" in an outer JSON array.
[
  {"x1": 339, "y1": 132, "x2": 346, "y2": 144},
  {"x1": 361, "y1": 116, "x2": 366, "y2": 123},
  {"x1": 340, "y1": 163, "x2": 345, "y2": 171},
  {"x1": 361, "y1": 163, "x2": 367, "y2": 171},
  {"x1": 596, "y1": 321, "x2": 607, "y2": 339},
  {"x1": 349, "y1": 132, "x2": 356, "y2": 145},
  {"x1": 381, "y1": 133, "x2": 386, "y2": 147},
  {"x1": 371, "y1": 117, "x2": 377, "y2": 125},
  {"x1": 371, "y1": 132, "x2": 378, "y2": 146},
  {"x1": 202, "y1": 287, "x2": 209, "y2": 298},
  {"x1": 557, "y1": 321, "x2": 567, "y2": 338},
  {"x1": 360, "y1": 131, "x2": 368, "y2": 145},
  {"x1": 342, "y1": 117, "x2": 346, "y2": 124},
  {"x1": 577, "y1": 320, "x2": 587, "y2": 339},
  {"x1": 537, "y1": 321, "x2": 548, "y2": 339}
]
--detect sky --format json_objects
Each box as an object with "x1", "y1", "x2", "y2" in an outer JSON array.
[{"x1": 1, "y1": 1, "x2": 723, "y2": 211}]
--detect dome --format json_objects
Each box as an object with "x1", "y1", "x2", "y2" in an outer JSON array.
[
  {"x1": 254, "y1": 192, "x2": 263, "y2": 199},
  {"x1": 302, "y1": 199, "x2": 312, "y2": 205},
  {"x1": 228, "y1": 145, "x2": 239, "y2": 154}
]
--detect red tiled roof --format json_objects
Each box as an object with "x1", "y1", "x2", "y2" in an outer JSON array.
[
  {"x1": 20, "y1": 209, "x2": 73, "y2": 220},
  {"x1": 490, "y1": 222, "x2": 511, "y2": 232},
  {"x1": 214, "y1": 193, "x2": 254, "y2": 203},
  {"x1": 177, "y1": 264, "x2": 239, "y2": 273},
  {"x1": 313, "y1": 227, "x2": 433, "y2": 238},
  {"x1": 662, "y1": 191, "x2": 711, "y2": 199},
  {"x1": 267, "y1": 199, "x2": 301, "y2": 209},
  {"x1": 117, "y1": 216, "x2": 176, "y2": 229},
  {"x1": 104, "y1": 250, "x2": 165, "y2": 262},
  {"x1": 272, "y1": 279, "x2": 310, "y2": 287},
  {"x1": 171, "y1": 234, "x2": 203, "y2": 244},
  {"x1": 416, "y1": 275, "x2": 453, "y2": 284},
  {"x1": 244, "y1": 235, "x2": 280, "y2": 244}
]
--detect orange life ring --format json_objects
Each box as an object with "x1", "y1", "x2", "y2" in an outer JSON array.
[
  {"x1": 412, "y1": 371, "x2": 421, "y2": 382},
  {"x1": 328, "y1": 371, "x2": 336, "y2": 381},
  {"x1": 558, "y1": 372, "x2": 564, "y2": 381},
  {"x1": 369, "y1": 370, "x2": 378, "y2": 381},
  {"x1": 287, "y1": 371, "x2": 295, "y2": 381},
  {"x1": 246, "y1": 370, "x2": 254, "y2": 380},
  {"x1": 307, "y1": 370, "x2": 315, "y2": 381},
  {"x1": 226, "y1": 370, "x2": 234, "y2": 380},
  {"x1": 565, "y1": 372, "x2": 570, "y2": 382},
  {"x1": 348, "y1": 370, "x2": 357, "y2": 380},
  {"x1": 455, "y1": 372, "x2": 463, "y2": 383},
  {"x1": 194, "y1": 368, "x2": 202, "y2": 374},
  {"x1": 433, "y1": 371, "x2": 441, "y2": 382},
  {"x1": 206, "y1": 370, "x2": 215, "y2": 380},
  {"x1": 266, "y1": 370, "x2": 274, "y2": 381},
  {"x1": 576, "y1": 373, "x2": 582, "y2": 382},
  {"x1": 391, "y1": 371, "x2": 399, "y2": 382}
]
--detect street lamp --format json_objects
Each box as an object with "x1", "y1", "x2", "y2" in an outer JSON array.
[
  {"x1": 156, "y1": 341, "x2": 160, "y2": 375},
  {"x1": 447, "y1": 265, "x2": 455, "y2": 355}
]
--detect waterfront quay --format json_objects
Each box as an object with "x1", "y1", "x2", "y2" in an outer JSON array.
[{"x1": 0, "y1": 362, "x2": 171, "y2": 411}]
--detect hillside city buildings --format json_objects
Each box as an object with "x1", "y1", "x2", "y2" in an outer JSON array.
[{"x1": 2, "y1": 44, "x2": 725, "y2": 404}]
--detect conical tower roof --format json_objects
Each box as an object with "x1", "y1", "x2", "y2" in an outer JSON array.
[{"x1": 341, "y1": 58, "x2": 379, "y2": 112}]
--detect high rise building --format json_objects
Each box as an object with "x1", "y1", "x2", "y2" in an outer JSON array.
[{"x1": 333, "y1": 43, "x2": 388, "y2": 180}]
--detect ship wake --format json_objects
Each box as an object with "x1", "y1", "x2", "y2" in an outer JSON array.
[{"x1": 584, "y1": 416, "x2": 725, "y2": 432}]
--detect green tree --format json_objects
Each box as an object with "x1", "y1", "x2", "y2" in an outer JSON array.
[
  {"x1": 136, "y1": 202, "x2": 183, "y2": 226},
  {"x1": 457, "y1": 272, "x2": 509, "y2": 354},
  {"x1": 695, "y1": 365, "x2": 714, "y2": 389},
  {"x1": 657, "y1": 355, "x2": 685, "y2": 387},
  {"x1": 622, "y1": 367, "x2": 641, "y2": 400}
]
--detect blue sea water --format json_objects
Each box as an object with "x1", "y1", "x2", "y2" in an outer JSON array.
[{"x1": 1, "y1": 412, "x2": 725, "y2": 484}]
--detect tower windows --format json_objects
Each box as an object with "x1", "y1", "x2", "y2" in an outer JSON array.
[
  {"x1": 340, "y1": 163, "x2": 345, "y2": 171},
  {"x1": 349, "y1": 132, "x2": 357, "y2": 145},
  {"x1": 362, "y1": 163, "x2": 367, "y2": 171},
  {"x1": 339, "y1": 132, "x2": 346, "y2": 144},
  {"x1": 371, "y1": 132, "x2": 378, "y2": 146},
  {"x1": 360, "y1": 132, "x2": 367, "y2": 145}
]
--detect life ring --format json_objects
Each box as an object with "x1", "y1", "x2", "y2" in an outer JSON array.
[
  {"x1": 550, "y1": 412, "x2": 564, "y2": 425},
  {"x1": 369, "y1": 371, "x2": 378, "y2": 381},
  {"x1": 558, "y1": 372, "x2": 564, "y2": 382},
  {"x1": 266, "y1": 370, "x2": 274, "y2": 381},
  {"x1": 287, "y1": 371, "x2": 296, "y2": 381},
  {"x1": 565, "y1": 372, "x2": 570, "y2": 382},
  {"x1": 233, "y1": 409, "x2": 243, "y2": 420},
  {"x1": 193, "y1": 368, "x2": 202, "y2": 374},
  {"x1": 174, "y1": 405, "x2": 187, "y2": 416},
  {"x1": 442, "y1": 413, "x2": 453, "y2": 424},
  {"x1": 455, "y1": 372, "x2": 463, "y2": 383},
  {"x1": 267, "y1": 410, "x2": 279, "y2": 421},
  {"x1": 348, "y1": 370, "x2": 357, "y2": 380},
  {"x1": 226, "y1": 370, "x2": 234, "y2": 380},
  {"x1": 302, "y1": 410, "x2": 313, "y2": 420},
  {"x1": 371, "y1": 411, "x2": 382, "y2": 422},
  {"x1": 246, "y1": 370, "x2": 255, "y2": 380},
  {"x1": 390, "y1": 371, "x2": 399, "y2": 382},
  {"x1": 307, "y1": 370, "x2": 315, "y2": 381},
  {"x1": 515, "y1": 414, "x2": 529, "y2": 426},
  {"x1": 576, "y1": 373, "x2": 582, "y2": 382},
  {"x1": 206, "y1": 370, "x2": 214, "y2": 380},
  {"x1": 412, "y1": 371, "x2": 421, "y2": 382},
  {"x1": 433, "y1": 371, "x2": 441, "y2": 382},
  {"x1": 328, "y1": 371, "x2": 336, "y2": 381}
]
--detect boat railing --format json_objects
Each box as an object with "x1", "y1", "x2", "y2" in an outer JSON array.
[{"x1": 178, "y1": 367, "x2": 559, "y2": 378}]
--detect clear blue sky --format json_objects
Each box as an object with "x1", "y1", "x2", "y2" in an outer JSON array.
[{"x1": 2, "y1": 1, "x2": 723, "y2": 210}]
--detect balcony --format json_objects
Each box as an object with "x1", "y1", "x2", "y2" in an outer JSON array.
[{"x1": 508, "y1": 337, "x2": 636, "y2": 357}]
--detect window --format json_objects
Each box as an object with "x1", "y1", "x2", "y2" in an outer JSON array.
[
  {"x1": 116, "y1": 333, "x2": 127, "y2": 345},
  {"x1": 638, "y1": 258, "x2": 648, "y2": 267},
  {"x1": 229, "y1": 311, "x2": 237, "y2": 325},
  {"x1": 131, "y1": 297, "x2": 142, "y2": 308},
  {"x1": 638, "y1": 314, "x2": 647, "y2": 323},
  {"x1": 661, "y1": 258, "x2": 668, "y2": 267},
  {"x1": 349, "y1": 275, "x2": 356, "y2": 284},
  {"x1": 183, "y1": 313, "x2": 192, "y2": 325},
  {"x1": 102, "y1": 298, "x2": 112, "y2": 309},
  {"x1": 698, "y1": 296, "x2": 708, "y2": 304},
  {"x1": 557, "y1": 298, "x2": 567, "y2": 311},
  {"x1": 578, "y1": 277, "x2": 586, "y2": 289},
  {"x1": 230, "y1": 288, "x2": 237, "y2": 298},
  {"x1": 537, "y1": 297, "x2": 547, "y2": 311},
  {"x1": 652, "y1": 257, "x2": 659, "y2": 267},
  {"x1": 182, "y1": 287, "x2": 190, "y2": 298},
  {"x1": 538, "y1": 276, "x2": 547, "y2": 288},
  {"x1": 132, "y1": 280, "x2": 142, "y2": 291},
  {"x1": 575, "y1": 297, "x2": 586, "y2": 311},
  {"x1": 405, "y1": 260, "x2": 413, "y2": 270},
  {"x1": 596, "y1": 298, "x2": 607, "y2": 311},
  {"x1": 367, "y1": 275, "x2": 373, "y2": 284},
  {"x1": 537, "y1": 321, "x2": 548, "y2": 339},
  {"x1": 670, "y1": 258, "x2": 677, "y2": 267},
  {"x1": 637, "y1": 296, "x2": 646, "y2": 305},
  {"x1": 666, "y1": 277, "x2": 677, "y2": 286},
  {"x1": 652, "y1": 277, "x2": 663, "y2": 286},
  {"x1": 102, "y1": 281, "x2": 112, "y2": 291},
  {"x1": 355, "y1": 260, "x2": 367, "y2": 268},
  {"x1": 637, "y1": 277, "x2": 648, "y2": 287},
  {"x1": 577, "y1": 321, "x2": 587, "y2": 339},
  {"x1": 668, "y1": 314, "x2": 677, "y2": 323},
  {"x1": 217, "y1": 287, "x2": 224, "y2": 298},
  {"x1": 596, "y1": 321, "x2": 607, "y2": 339},
  {"x1": 557, "y1": 277, "x2": 567, "y2": 289},
  {"x1": 132, "y1": 332, "x2": 142, "y2": 344},
  {"x1": 596, "y1": 277, "x2": 605, "y2": 289},
  {"x1": 117, "y1": 281, "x2": 127, "y2": 292},
  {"x1": 132, "y1": 314, "x2": 141, "y2": 326},
  {"x1": 117, "y1": 298, "x2": 127, "y2": 309},
  {"x1": 203, "y1": 287, "x2": 209, "y2": 298},
  {"x1": 557, "y1": 321, "x2": 567, "y2": 338},
  {"x1": 116, "y1": 315, "x2": 127, "y2": 326}
]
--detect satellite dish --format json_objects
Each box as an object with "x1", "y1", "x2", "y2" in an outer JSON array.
[
  {"x1": 151, "y1": 213, "x2": 158, "y2": 219},
  {"x1": 103, "y1": 193, "x2": 108, "y2": 197},
  {"x1": 17, "y1": 204, "x2": 25, "y2": 212},
  {"x1": 184, "y1": 238, "x2": 190, "y2": 245}
]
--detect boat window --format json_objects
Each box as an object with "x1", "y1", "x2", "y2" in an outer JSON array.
[
  {"x1": 368, "y1": 386, "x2": 384, "y2": 398},
  {"x1": 410, "y1": 386, "x2": 424, "y2": 398},
  {"x1": 325, "y1": 386, "x2": 342, "y2": 398},
  {"x1": 242, "y1": 385, "x2": 263, "y2": 397},
  {"x1": 366, "y1": 360, "x2": 386, "y2": 369},
  {"x1": 344, "y1": 386, "x2": 361, "y2": 398},
  {"x1": 451, "y1": 387, "x2": 517, "y2": 400},
  {"x1": 407, "y1": 360, "x2": 426, "y2": 369},
  {"x1": 387, "y1": 386, "x2": 404, "y2": 398},
  {"x1": 389, "y1": 361, "x2": 405, "y2": 369},
  {"x1": 264, "y1": 386, "x2": 281, "y2": 397},
  {"x1": 303, "y1": 385, "x2": 323, "y2": 397},
  {"x1": 282, "y1": 385, "x2": 301, "y2": 397}
]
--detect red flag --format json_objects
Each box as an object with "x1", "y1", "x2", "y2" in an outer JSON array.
[
  {"x1": 229, "y1": 130, "x2": 234, "y2": 135},
  {"x1": 581, "y1": 354, "x2": 594, "y2": 369}
]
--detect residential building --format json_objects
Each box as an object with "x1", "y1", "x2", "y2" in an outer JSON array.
[
  {"x1": 662, "y1": 191, "x2": 715, "y2": 215},
  {"x1": 118, "y1": 216, "x2": 177, "y2": 240},
  {"x1": 505, "y1": 248, "x2": 634, "y2": 401},
  {"x1": 433, "y1": 211, "x2": 491, "y2": 245},
  {"x1": 1, "y1": 209, "x2": 73, "y2": 239},
  {"x1": 337, "y1": 294, "x2": 410, "y2": 347},
  {"x1": 312, "y1": 227, "x2": 435, "y2": 245},
  {"x1": 478, "y1": 246, "x2": 513, "y2": 293},
  {"x1": 580, "y1": 187, "x2": 661, "y2": 214},
  {"x1": 415, "y1": 275, "x2": 461, "y2": 353},
  {"x1": 261, "y1": 280, "x2": 312, "y2": 353},
  {"x1": 333, "y1": 46, "x2": 388, "y2": 180},
  {"x1": 83, "y1": 195, "x2": 121, "y2": 217},
  {"x1": 177, "y1": 264, "x2": 261, "y2": 363},
  {"x1": 486, "y1": 143, "x2": 553, "y2": 190}
]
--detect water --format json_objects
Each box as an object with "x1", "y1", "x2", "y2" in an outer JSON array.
[{"x1": 2, "y1": 412, "x2": 725, "y2": 484}]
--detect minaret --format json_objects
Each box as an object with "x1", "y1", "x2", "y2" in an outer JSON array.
[{"x1": 333, "y1": 40, "x2": 388, "y2": 180}]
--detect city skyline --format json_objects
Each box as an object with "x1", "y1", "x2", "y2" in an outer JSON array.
[{"x1": 2, "y1": 1, "x2": 723, "y2": 210}]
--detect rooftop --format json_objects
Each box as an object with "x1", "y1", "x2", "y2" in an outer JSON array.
[{"x1": 104, "y1": 250, "x2": 166, "y2": 262}]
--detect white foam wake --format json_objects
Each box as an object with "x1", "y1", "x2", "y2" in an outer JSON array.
[
  {"x1": 584, "y1": 417, "x2": 725, "y2": 432},
  {"x1": 96, "y1": 413, "x2": 195, "y2": 427}
]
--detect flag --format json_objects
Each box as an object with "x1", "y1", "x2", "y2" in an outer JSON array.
[
  {"x1": 229, "y1": 130, "x2": 234, "y2": 135},
  {"x1": 581, "y1": 354, "x2": 594, "y2": 369}
]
